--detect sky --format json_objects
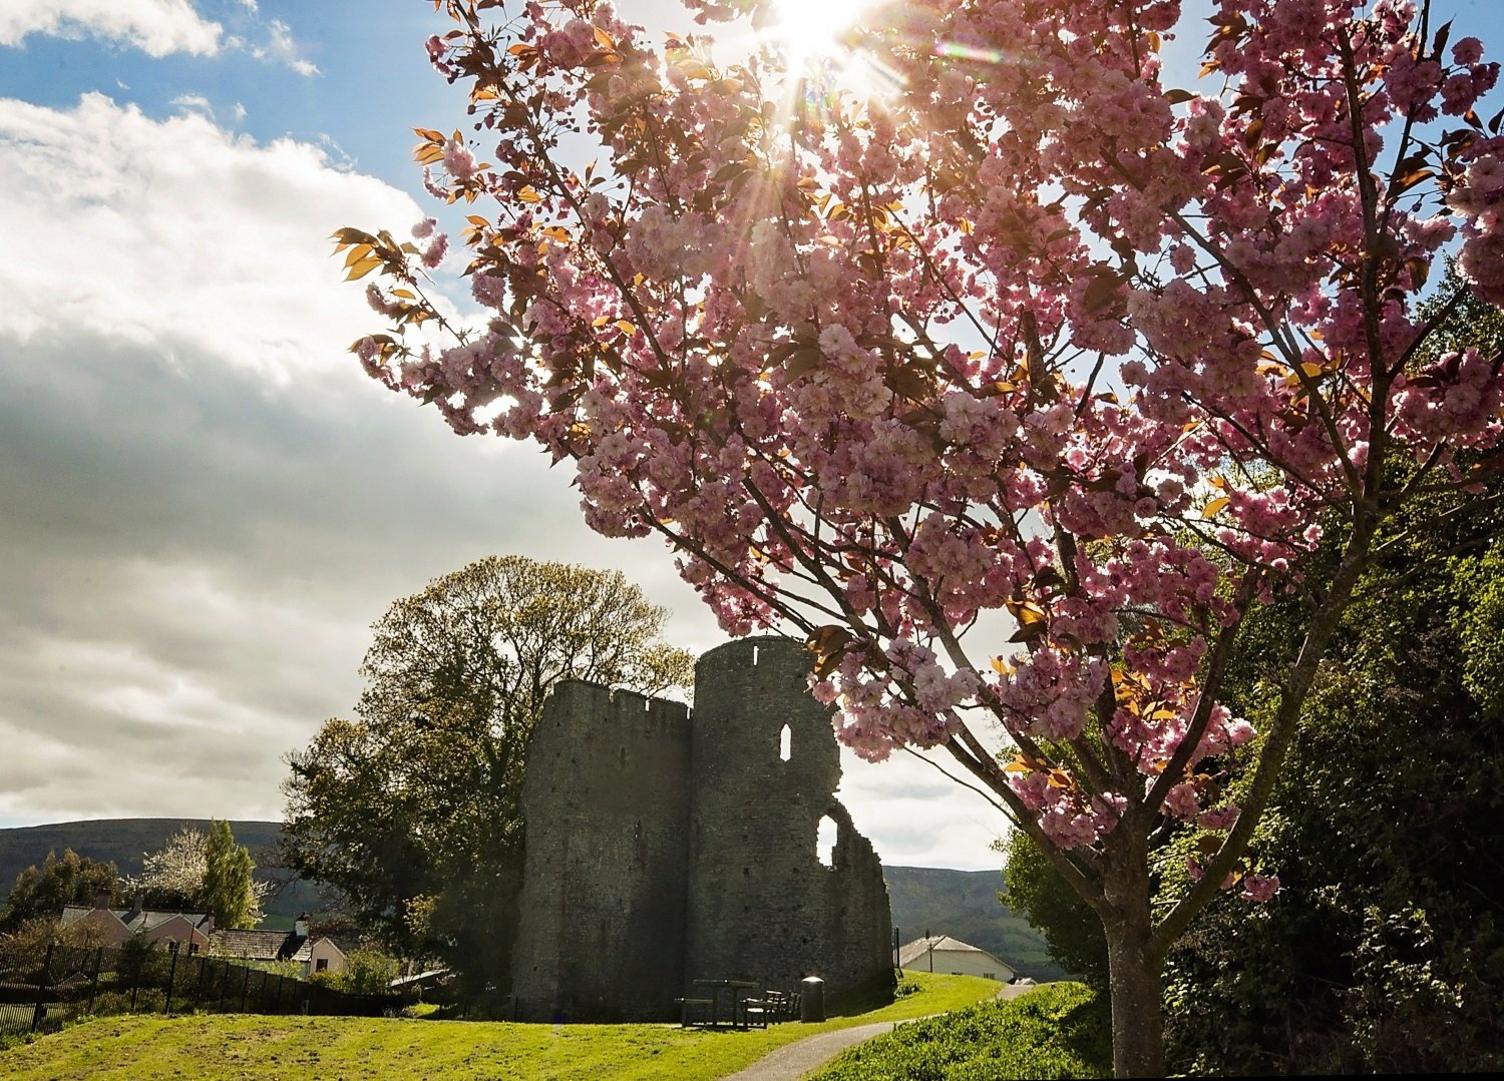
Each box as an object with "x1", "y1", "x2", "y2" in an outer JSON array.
[{"x1": 1, "y1": 0, "x2": 1499, "y2": 873}]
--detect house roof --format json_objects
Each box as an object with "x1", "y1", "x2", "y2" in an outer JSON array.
[
  {"x1": 898, "y1": 935, "x2": 1015, "y2": 970},
  {"x1": 209, "y1": 928, "x2": 303, "y2": 961},
  {"x1": 290, "y1": 934, "x2": 357, "y2": 962},
  {"x1": 61, "y1": 905, "x2": 213, "y2": 935}
]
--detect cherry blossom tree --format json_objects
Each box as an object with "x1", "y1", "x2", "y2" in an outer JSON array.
[{"x1": 340, "y1": 1, "x2": 1503, "y2": 1073}]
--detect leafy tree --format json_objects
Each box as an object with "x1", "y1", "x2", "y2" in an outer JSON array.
[
  {"x1": 343, "y1": 3, "x2": 1504, "y2": 1073},
  {"x1": 997, "y1": 831, "x2": 1107, "y2": 991},
  {"x1": 281, "y1": 555, "x2": 694, "y2": 992},
  {"x1": 0, "y1": 849, "x2": 119, "y2": 932},
  {"x1": 1002, "y1": 439, "x2": 1504, "y2": 1070},
  {"x1": 131, "y1": 823, "x2": 269, "y2": 921},
  {"x1": 134, "y1": 825, "x2": 208, "y2": 909},
  {"x1": 200, "y1": 820, "x2": 259, "y2": 929},
  {"x1": 325, "y1": 946, "x2": 402, "y2": 996},
  {"x1": 1155, "y1": 470, "x2": 1504, "y2": 1074}
]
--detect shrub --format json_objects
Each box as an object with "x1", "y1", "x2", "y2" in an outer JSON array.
[{"x1": 812, "y1": 983, "x2": 1109, "y2": 1081}]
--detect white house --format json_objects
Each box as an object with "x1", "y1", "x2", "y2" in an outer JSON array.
[
  {"x1": 208, "y1": 914, "x2": 352, "y2": 978},
  {"x1": 898, "y1": 934, "x2": 1017, "y2": 982}
]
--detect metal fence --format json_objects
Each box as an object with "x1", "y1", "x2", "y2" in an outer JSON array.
[{"x1": 0, "y1": 939, "x2": 405, "y2": 1037}]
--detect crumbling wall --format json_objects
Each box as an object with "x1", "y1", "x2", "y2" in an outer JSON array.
[
  {"x1": 509, "y1": 680, "x2": 692, "y2": 1021},
  {"x1": 685, "y1": 637, "x2": 894, "y2": 1000}
]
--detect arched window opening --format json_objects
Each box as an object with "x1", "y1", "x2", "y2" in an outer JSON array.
[{"x1": 816, "y1": 815, "x2": 838, "y2": 867}]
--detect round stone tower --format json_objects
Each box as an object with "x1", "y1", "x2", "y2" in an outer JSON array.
[{"x1": 684, "y1": 636, "x2": 892, "y2": 996}]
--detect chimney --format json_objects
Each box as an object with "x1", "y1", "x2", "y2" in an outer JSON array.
[
  {"x1": 94, "y1": 889, "x2": 112, "y2": 912},
  {"x1": 294, "y1": 913, "x2": 310, "y2": 938},
  {"x1": 127, "y1": 891, "x2": 145, "y2": 922}
]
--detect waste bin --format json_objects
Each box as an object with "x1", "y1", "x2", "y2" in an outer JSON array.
[{"x1": 800, "y1": 976, "x2": 825, "y2": 1022}]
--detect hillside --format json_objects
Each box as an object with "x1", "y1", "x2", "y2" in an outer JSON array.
[
  {"x1": 1, "y1": 821, "x2": 1063, "y2": 976},
  {"x1": 883, "y1": 865, "x2": 1065, "y2": 980},
  {"x1": 0, "y1": 818, "x2": 320, "y2": 926}
]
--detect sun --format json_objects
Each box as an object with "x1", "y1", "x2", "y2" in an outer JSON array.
[{"x1": 762, "y1": 0, "x2": 873, "y2": 70}]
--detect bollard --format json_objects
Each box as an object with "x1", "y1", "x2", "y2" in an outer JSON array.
[{"x1": 799, "y1": 976, "x2": 825, "y2": 1023}]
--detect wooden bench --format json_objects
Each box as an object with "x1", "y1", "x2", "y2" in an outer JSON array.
[{"x1": 674, "y1": 996, "x2": 714, "y2": 1027}]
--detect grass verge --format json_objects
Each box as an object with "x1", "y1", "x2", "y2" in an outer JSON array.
[
  {"x1": 807, "y1": 982, "x2": 1110, "y2": 1080},
  {"x1": 0, "y1": 971, "x2": 996, "y2": 1081}
]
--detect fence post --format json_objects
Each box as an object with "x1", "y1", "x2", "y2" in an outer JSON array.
[
  {"x1": 239, "y1": 966, "x2": 251, "y2": 1013},
  {"x1": 257, "y1": 970, "x2": 269, "y2": 1012},
  {"x1": 164, "y1": 944, "x2": 179, "y2": 1015},
  {"x1": 193, "y1": 955, "x2": 207, "y2": 1010},
  {"x1": 275, "y1": 974, "x2": 284, "y2": 1013},
  {"x1": 128, "y1": 950, "x2": 140, "y2": 1012},
  {"x1": 87, "y1": 947, "x2": 102, "y2": 1015},
  {"x1": 218, "y1": 961, "x2": 229, "y2": 1012},
  {"x1": 30, "y1": 939, "x2": 55, "y2": 1034}
]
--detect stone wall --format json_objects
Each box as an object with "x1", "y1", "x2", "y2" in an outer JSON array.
[
  {"x1": 510, "y1": 681, "x2": 693, "y2": 1021},
  {"x1": 685, "y1": 637, "x2": 893, "y2": 998},
  {"x1": 510, "y1": 637, "x2": 893, "y2": 1021}
]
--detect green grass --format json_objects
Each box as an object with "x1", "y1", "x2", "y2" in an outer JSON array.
[
  {"x1": 0, "y1": 971, "x2": 997, "y2": 1081},
  {"x1": 808, "y1": 982, "x2": 1110, "y2": 1080}
]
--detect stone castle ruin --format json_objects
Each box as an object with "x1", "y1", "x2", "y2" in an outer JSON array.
[{"x1": 510, "y1": 636, "x2": 894, "y2": 1021}]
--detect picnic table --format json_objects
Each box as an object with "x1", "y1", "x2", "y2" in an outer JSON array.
[{"x1": 684, "y1": 978, "x2": 760, "y2": 1028}]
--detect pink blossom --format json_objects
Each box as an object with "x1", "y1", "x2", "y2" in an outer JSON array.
[
  {"x1": 1240, "y1": 874, "x2": 1280, "y2": 903},
  {"x1": 348, "y1": 0, "x2": 1504, "y2": 930},
  {"x1": 442, "y1": 140, "x2": 479, "y2": 182}
]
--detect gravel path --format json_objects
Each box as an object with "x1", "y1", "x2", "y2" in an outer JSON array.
[
  {"x1": 723, "y1": 982, "x2": 1035, "y2": 1081},
  {"x1": 719, "y1": 1020, "x2": 906, "y2": 1081}
]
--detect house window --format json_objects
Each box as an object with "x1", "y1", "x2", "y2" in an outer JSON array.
[
  {"x1": 188, "y1": 943, "x2": 199, "y2": 956},
  {"x1": 983, "y1": 972, "x2": 995, "y2": 980},
  {"x1": 315, "y1": 958, "x2": 329, "y2": 973}
]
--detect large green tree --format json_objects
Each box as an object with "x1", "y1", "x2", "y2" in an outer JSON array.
[
  {"x1": 0, "y1": 849, "x2": 119, "y2": 932},
  {"x1": 281, "y1": 555, "x2": 694, "y2": 992},
  {"x1": 1004, "y1": 483, "x2": 1504, "y2": 1073},
  {"x1": 200, "y1": 820, "x2": 259, "y2": 929}
]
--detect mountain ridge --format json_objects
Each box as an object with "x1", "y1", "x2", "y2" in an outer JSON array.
[{"x1": 0, "y1": 819, "x2": 1062, "y2": 978}]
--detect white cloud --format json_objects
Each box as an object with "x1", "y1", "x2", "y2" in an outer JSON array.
[
  {"x1": 169, "y1": 93, "x2": 213, "y2": 116},
  {"x1": 0, "y1": 0, "x2": 222, "y2": 57},
  {"x1": 225, "y1": 17, "x2": 318, "y2": 78},
  {"x1": 259, "y1": 18, "x2": 318, "y2": 76},
  {"x1": 0, "y1": 93, "x2": 1002, "y2": 871},
  {"x1": 0, "y1": 0, "x2": 318, "y2": 78},
  {"x1": 0, "y1": 94, "x2": 411, "y2": 383}
]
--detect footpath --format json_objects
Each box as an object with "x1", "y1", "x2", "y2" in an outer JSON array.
[{"x1": 722, "y1": 982, "x2": 1032, "y2": 1081}]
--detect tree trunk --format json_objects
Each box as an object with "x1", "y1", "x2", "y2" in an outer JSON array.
[
  {"x1": 1102, "y1": 838, "x2": 1166, "y2": 1079},
  {"x1": 1105, "y1": 917, "x2": 1166, "y2": 1078}
]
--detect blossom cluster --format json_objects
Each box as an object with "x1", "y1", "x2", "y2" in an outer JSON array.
[{"x1": 351, "y1": 0, "x2": 1504, "y2": 888}]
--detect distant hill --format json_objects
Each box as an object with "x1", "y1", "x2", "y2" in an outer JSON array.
[
  {"x1": 884, "y1": 865, "x2": 1065, "y2": 980},
  {"x1": 0, "y1": 818, "x2": 321, "y2": 927},
  {"x1": 1, "y1": 821, "x2": 1063, "y2": 976}
]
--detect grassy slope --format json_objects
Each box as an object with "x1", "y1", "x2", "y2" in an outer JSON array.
[
  {"x1": 810, "y1": 983, "x2": 1110, "y2": 1080},
  {"x1": 0, "y1": 972, "x2": 996, "y2": 1081},
  {"x1": 884, "y1": 866, "x2": 1064, "y2": 980}
]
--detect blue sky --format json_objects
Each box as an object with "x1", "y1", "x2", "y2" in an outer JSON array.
[{"x1": 1, "y1": 0, "x2": 1500, "y2": 872}]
